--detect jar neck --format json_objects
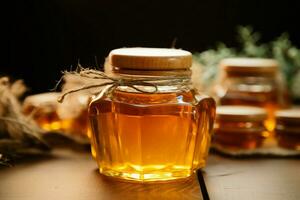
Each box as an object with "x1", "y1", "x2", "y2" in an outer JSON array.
[
  {"x1": 112, "y1": 67, "x2": 191, "y2": 76},
  {"x1": 110, "y1": 69, "x2": 192, "y2": 93}
]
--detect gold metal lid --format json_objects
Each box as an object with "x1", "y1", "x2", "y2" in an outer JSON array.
[
  {"x1": 216, "y1": 105, "x2": 267, "y2": 122},
  {"x1": 109, "y1": 47, "x2": 192, "y2": 71},
  {"x1": 220, "y1": 58, "x2": 279, "y2": 75}
]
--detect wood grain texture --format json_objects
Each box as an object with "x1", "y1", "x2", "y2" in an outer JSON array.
[
  {"x1": 0, "y1": 150, "x2": 202, "y2": 200},
  {"x1": 204, "y1": 154, "x2": 300, "y2": 200}
]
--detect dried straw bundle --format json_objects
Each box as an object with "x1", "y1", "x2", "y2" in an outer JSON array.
[{"x1": 0, "y1": 77, "x2": 49, "y2": 165}]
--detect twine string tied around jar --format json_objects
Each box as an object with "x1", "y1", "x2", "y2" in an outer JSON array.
[{"x1": 56, "y1": 68, "x2": 191, "y2": 103}]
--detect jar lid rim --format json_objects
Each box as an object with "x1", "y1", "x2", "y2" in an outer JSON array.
[
  {"x1": 109, "y1": 47, "x2": 192, "y2": 71},
  {"x1": 276, "y1": 108, "x2": 300, "y2": 119},
  {"x1": 220, "y1": 58, "x2": 278, "y2": 68},
  {"x1": 110, "y1": 47, "x2": 191, "y2": 57}
]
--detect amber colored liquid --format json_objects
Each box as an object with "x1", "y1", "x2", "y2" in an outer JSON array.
[
  {"x1": 214, "y1": 121, "x2": 267, "y2": 150},
  {"x1": 220, "y1": 90, "x2": 279, "y2": 132},
  {"x1": 276, "y1": 132, "x2": 300, "y2": 150},
  {"x1": 23, "y1": 105, "x2": 89, "y2": 136},
  {"x1": 65, "y1": 110, "x2": 89, "y2": 137},
  {"x1": 89, "y1": 90, "x2": 215, "y2": 182},
  {"x1": 276, "y1": 120, "x2": 300, "y2": 150},
  {"x1": 213, "y1": 131, "x2": 264, "y2": 149}
]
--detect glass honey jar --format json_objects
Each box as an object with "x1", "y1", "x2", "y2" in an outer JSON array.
[
  {"x1": 215, "y1": 58, "x2": 289, "y2": 133},
  {"x1": 23, "y1": 92, "x2": 62, "y2": 131},
  {"x1": 89, "y1": 48, "x2": 216, "y2": 182},
  {"x1": 214, "y1": 105, "x2": 268, "y2": 150},
  {"x1": 23, "y1": 92, "x2": 89, "y2": 137},
  {"x1": 275, "y1": 108, "x2": 300, "y2": 150}
]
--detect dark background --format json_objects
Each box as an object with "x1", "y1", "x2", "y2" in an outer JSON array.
[{"x1": 3, "y1": 0, "x2": 300, "y2": 93}]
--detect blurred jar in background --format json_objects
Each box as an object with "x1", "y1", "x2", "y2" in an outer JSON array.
[
  {"x1": 214, "y1": 58, "x2": 289, "y2": 133},
  {"x1": 23, "y1": 76, "x2": 92, "y2": 138},
  {"x1": 23, "y1": 92, "x2": 62, "y2": 131},
  {"x1": 56, "y1": 92, "x2": 90, "y2": 137},
  {"x1": 275, "y1": 108, "x2": 300, "y2": 150},
  {"x1": 214, "y1": 105, "x2": 268, "y2": 150}
]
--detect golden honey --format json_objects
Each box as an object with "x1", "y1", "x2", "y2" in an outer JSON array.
[
  {"x1": 215, "y1": 58, "x2": 289, "y2": 133},
  {"x1": 89, "y1": 48, "x2": 216, "y2": 182},
  {"x1": 23, "y1": 92, "x2": 89, "y2": 136},
  {"x1": 213, "y1": 106, "x2": 268, "y2": 150}
]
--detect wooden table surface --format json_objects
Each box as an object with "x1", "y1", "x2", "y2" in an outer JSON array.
[
  {"x1": 203, "y1": 155, "x2": 300, "y2": 200},
  {"x1": 0, "y1": 149, "x2": 299, "y2": 200},
  {"x1": 0, "y1": 150, "x2": 202, "y2": 200}
]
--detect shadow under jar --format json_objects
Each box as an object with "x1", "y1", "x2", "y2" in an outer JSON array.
[
  {"x1": 275, "y1": 109, "x2": 300, "y2": 150},
  {"x1": 215, "y1": 58, "x2": 289, "y2": 133},
  {"x1": 89, "y1": 48, "x2": 216, "y2": 182},
  {"x1": 214, "y1": 106, "x2": 268, "y2": 150}
]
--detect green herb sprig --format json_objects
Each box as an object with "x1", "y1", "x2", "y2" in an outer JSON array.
[{"x1": 193, "y1": 26, "x2": 300, "y2": 102}]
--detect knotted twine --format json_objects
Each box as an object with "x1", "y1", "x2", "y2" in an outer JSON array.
[{"x1": 57, "y1": 68, "x2": 191, "y2": 103}]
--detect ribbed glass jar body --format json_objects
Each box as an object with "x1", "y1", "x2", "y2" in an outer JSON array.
[{"x1": 89, "y1": 78, "x2": 215, "y2": 182}]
